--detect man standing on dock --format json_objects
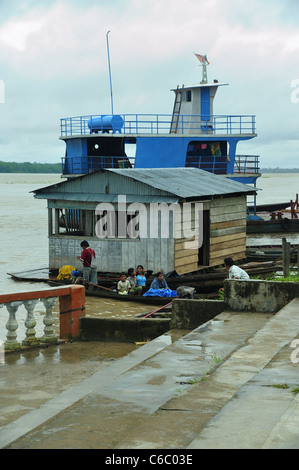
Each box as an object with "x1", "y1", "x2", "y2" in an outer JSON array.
[
  {"x1": 78, "y1": 241, "x2": 98, "y2": 285},
  {"x1": 224, "y1": 257, "x2": 250, "y2": 280}
]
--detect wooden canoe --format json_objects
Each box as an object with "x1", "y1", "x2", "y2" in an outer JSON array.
[
  {"x1": 8, "y1": 260, "x2": 279, "y2": 294},
  {"x1": 47, "y1": 280, "x2": 175, "y2": 306}
]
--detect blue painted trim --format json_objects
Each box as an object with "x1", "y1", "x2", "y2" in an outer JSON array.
[{"x1": 201, "y1": 87, "x2": 210, "y2": 121}]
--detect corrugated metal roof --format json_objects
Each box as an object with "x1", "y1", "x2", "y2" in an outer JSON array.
[
  {"x1": 33, "y1": 168, "x2": 256, "y2": 202},
  {"x1": 34, "y1": 192, "x2": 179, "y2": 204},
  {"x1": 106, "y1": 168, "x2": 256, "y2": 198}
]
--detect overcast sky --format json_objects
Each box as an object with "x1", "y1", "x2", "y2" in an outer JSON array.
[{"x1": 0, "y1": 0, "x2": 298, "y2": 168}]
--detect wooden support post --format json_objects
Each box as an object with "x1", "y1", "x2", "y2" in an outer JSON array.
[{"x1": 282, "y1": 237, "x2": 290, "y2": 278}]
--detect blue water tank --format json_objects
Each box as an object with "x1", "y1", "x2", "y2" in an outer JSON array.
[{"x1": 88, "y1": 115, "x2": 124, "y2": 133}]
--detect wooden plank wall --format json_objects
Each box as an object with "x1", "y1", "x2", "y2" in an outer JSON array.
[
  {"x1": 174, "y1": 238, "x2": 199, "y2": 275},
  {"x1": 209, "y1": 196, "x2": 247, "y2": 267},
  {"x1": 174, "y1": 196, "x2": 247, "y2": 274},
  {"x1": 174, "y1": 204, "x2": 201, "y2": 275}
]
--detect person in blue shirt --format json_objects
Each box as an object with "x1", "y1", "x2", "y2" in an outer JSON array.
[
  {"x1": 150, "y1": 272, "x2": 169, "y2": 290},
  {"x1": 136, "y1": 264, "x2": 147, "y2": 292}
]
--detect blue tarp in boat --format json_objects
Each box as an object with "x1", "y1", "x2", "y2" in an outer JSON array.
[{"x1": 143, "y1": 288, "x2": 177, "y2": 298}]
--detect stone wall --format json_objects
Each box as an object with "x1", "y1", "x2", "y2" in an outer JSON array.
[
  {"x1": 170, "y1": 299, "x2": 225, "y2": 329},
  {"x1": 80, "y1": 317, "x2": 171, "y2": 342},
  {"x1": 224, "y1": 279, "x2": 299, "y2": 313}
]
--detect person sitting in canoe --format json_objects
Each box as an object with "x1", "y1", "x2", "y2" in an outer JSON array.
[
  {"x1": 144, "y1": 272, "x2": 177, "y2": 298},
  {"x1": 150, "y1": 272, "x2": 169, "y2": 290},
  {"x1": 136, "y1": 264, "x2": 153, "y2": 280},
  {"x1": 136, "y1": 265, "x2": 147, "y2": 293},
  {"x1": 117, "y1": 272, "x2": 131, "y2": 295},
  {"x1": 127, "y1": 268, "x2": 143, "y2": 295}
]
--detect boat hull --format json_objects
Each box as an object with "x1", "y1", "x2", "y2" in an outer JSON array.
[
  {"x1": 46, "y1": 280, "x2": 174, "y2": 305},
  {"x1": 9, "y1": 261, "x2": 279, "y2": 295},
  {"x1": 247, "y1": 218, "x2": 299, "y2": 234}
]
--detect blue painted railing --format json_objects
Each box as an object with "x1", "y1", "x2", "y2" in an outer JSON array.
[
  {"x1": 186, "y1": 156, "x2": 228, "y2": 174},
  {"x1": 186, "y1": 155, "x2": 259, "y2": 175},
  {"x1": 61, "y1": 154, "x2": 259, "y2": 176},
  {"x1": 60, "y1": 114, "x2": 256, "y2": 137},
  {"x1": 62, "y1": 156, "x2": 134, "y2": 174},
  {"x1": 234, "y1": 155, "x2": 260, "y2": 174}
]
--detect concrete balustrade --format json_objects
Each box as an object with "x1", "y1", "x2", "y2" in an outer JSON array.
[{"x1": 0, "y1": 285, "x2": 85, "y2": 351}]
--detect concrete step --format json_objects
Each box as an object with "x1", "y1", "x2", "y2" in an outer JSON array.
[
  {"x1": 3, "y1": 299, "x2": 299, "y2": 449},
  {"x1": 115, "y1": 300, "x2": 299, "y2": 449},
  {"x1": 187, "y1": 298, "x2": 299, "y2": 449}
]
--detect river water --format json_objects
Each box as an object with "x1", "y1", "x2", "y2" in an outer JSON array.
[{"x1": 0, "y1": 172, "x2": 299, "y2": 344}]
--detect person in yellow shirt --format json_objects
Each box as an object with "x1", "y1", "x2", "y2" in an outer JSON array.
[{"x1": 57, "y1": 265, "x2": 76, "y2": 280}]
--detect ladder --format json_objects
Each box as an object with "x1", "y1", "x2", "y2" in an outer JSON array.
[{"x1": 170, "y1": 85, "x2": 183, "y2": 134}]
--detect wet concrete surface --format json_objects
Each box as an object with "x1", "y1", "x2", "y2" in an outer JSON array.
[
  {"x1": 0, "y1": 341, "x2": 142, "y2": 428},
  {"x1": 0, "y1": 309, "x2": 269, "y2": 449},
  {"x1": 2, "y1": 300, "x2": 299, "y2": 449},
  {"x1": 0, "y1": 297, "x2": 163, "y2": 428}
]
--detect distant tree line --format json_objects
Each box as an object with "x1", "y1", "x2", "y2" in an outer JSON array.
[
  {"x1": 260, "y1": 168, "x2": 299, "y2": 173},
  {"x1": 0, "y1": 161, "x2": 61, "y2": 173},
  {"x1": 0, "y1": 161, "x2": 298, "y2": 174}
]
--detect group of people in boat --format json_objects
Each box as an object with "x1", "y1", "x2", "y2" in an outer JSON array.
[
  {"x1": 57, "y1": 241, "x2": 250, "y2": 296},
  {"x1": 78, "y1": 240, "x2": 170, "y2": 295},
  {"x1": 117, "y1": 266, "x2": 169, "y2": 296}
]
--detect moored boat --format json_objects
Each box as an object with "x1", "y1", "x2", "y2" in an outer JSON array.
[
  {"x1": 247, "y1": 195, "x2": 299, "y2": 234},
  {"x1": 29, "y1": 55, "x2": 262, "y2": 278},
  {"x1": 9, "y1": 260, "x2": 279, "y2": 296},
  {"x1": 247, "y1": 217, "x2": 299, "y2": 234},
  {"x1": 47, "y1": 279, "x2": 176, "y2": 306}
]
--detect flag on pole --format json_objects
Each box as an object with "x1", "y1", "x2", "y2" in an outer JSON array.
[{"x1": 194, "y1": 53, "x2": 210, "y2": 64}]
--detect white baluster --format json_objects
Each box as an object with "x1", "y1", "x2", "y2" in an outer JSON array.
[
  {"x1": 40, "y1": 297, "x2": 58, "y2": 343},
  {"x1": 4, "y1": 301, "x2": 22, "y2": 350},
  {"x1": 23, "y1": 299, "x2": 40, "y2": 346}
]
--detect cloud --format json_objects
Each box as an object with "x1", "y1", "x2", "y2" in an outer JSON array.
[
  {"x1": 0, "y1": 19, "x2": 44, "y2": 51},
  {"x1": 0, "y1": 0, "x2": 298, "y2": 167}
]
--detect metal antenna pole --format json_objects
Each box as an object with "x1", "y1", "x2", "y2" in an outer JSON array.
[
  {"x1": 201, "y1": 56, "x2": 209, "y2": 84},
  {"x1": 106, "y1": 30, "x2": 114, "y2": 115}
]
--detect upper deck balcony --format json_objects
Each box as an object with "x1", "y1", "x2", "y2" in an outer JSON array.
[
  {"x1": 61, "y1": 154, "x2": 260, "y2": 178},
  {"x1": 60, "y1": 114, "x2": 256, "y2": 138}
]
